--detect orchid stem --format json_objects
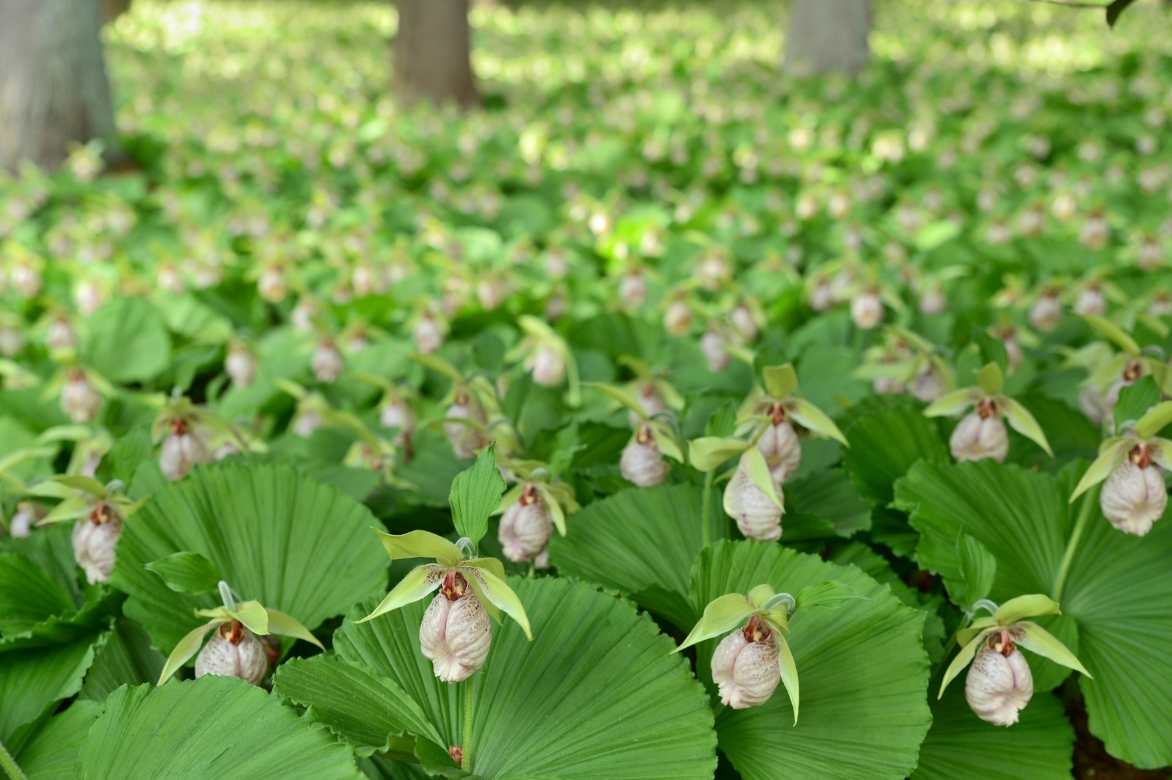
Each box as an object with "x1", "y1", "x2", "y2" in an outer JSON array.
[
  {"x1": 461, "y1": 680, "x2": 475, "y2": 770},
  {"x1": 1053, "y1": 485, "x2": 1099, "y2": 603},
  {"x1": 0, "y1": 739, "x2": 28, "y2": 780},
  {"x1": 701, "y1": 470, "x2": 714, "y2": 547}
]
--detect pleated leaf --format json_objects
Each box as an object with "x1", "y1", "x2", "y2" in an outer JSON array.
[
  {"x1": 0, "y1": 634, "x2": 99, "y2": 742},
  {"x1": 333, "y1": 576, "x2": 718, "y2": 780},
  {"x1": 894, "y1": 460, "x2": 1172, "y2": 769},
  {"x1": 79, "y1": 677, "x2": 363, "y2": 779},
  {"x1": 272, "y1": 655, "x2": 445, "y2": 757},
  {"x1": 11, "y1": 700, "x2": 102, "y2": 780},
  {"x1": 843, "y1": 397, "x2": 949, "y2": 504},
  {"x1": 112, "y1": 461, "x2": 388, "y2": 653},
  {"x1": 547, "y1": 483, "x2": 728, "y2": 628},
  {"x1": 690, "y1": 541, "x2": 932, "y2": 780}
]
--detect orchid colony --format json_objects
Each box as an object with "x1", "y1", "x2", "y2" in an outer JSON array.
[{"x1": 1, "y1": 1, "x2": 1172, "y2": 778}]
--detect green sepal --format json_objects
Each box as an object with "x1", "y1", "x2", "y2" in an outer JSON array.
[
  {"x1": 689, "y1": 436, "x2": 748, "y2": 471},
  {"x1": 994, "y1": 594, "x2": 1060, "y2": 625},
  {"x1": 534, "y1": 483, "x2": 568, "y2": 536},
  {"x1": 937, "y1": 630, "x2": 993, "y2": 699},
  {"x1": 976, "y1": 362, "x2": 1004, "y2": 396},
  {"x1": 762, "y1": 364, "x2": 798, "y2": 399},
  {"x1": 649, "y1": 419, "x2": 685, "y2": 462},
  {"x1": 924, "y1": 388, "x2": 979, "y2": 418},
  {"x1": 1015, "y1": 621, "x2": 1091, "y2": 678},
  {"x1": 743, "y1": 447, "x2": 783, "y2": 510},
  {"x1": 157, "y1": 619, "x2": 225, "y2": 685},
  {"x1": 776, "y1": 633, "x2": 801, "y2": 726},
  {"x1": 787, "y1": 398, "x2": 848, "y2": 446},
  {"x1": 1084, "y1": 314, "x2": 1140, "y2": 355},
  {"x1": 584, "y1": 381, "x2": 647, "y2": 420},
  {"x1": 357, "y1": 564, "x2": 443, "y2": 624},
  {"x1": 1135, "y1": 401, "x2": 1172, "y2": 439},
  {"x1": 675, "y1": 593, "x2": 755, "y2": 653},
  {"x1": 467, "y1": 566, "x2": 532, "y2": 640},
  {"x1": 265, "y1": 608, "x2": 324, "y2": 649},
  {"x1": 1070, "y1": 437, "x2": 1130, "y2": 502},
  {"x1": 1000, "y1": 397, "x2": 1053, "y2": 456},
  {"x1": 955, "y1": 616, "x2": 998, "y2": 646},
  {"x1": 374, "y1": 529, "x2": 462, "y2": 567}
]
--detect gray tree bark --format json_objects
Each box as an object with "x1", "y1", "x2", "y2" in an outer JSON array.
[
  {"x1": 393, "y1": 0, "x2": 479, "y2": 108},
  {"x1": 0, "y1": 0, "x2": 117, "y2": 172},
  {"x1": 785, "y1": 0, "x2": 871, "y2": 75}
]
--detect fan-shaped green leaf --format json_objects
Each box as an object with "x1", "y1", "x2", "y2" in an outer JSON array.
[
  {"x1": 689, "y1": 541, "x2": 932, "y2": 780},
  {"x1": 912, "y1": 688, "x2": 1074, "y2": 780},
  {"x1": 334, "y1": 577, "x2": 718, "y2": 780},
  {"x1": 548, "y1": 484, "x2": 728, "y2": 628},
  {"x1": 894, "y1": 460, "x2": 1172, "y2": 768},
  {"x1": 10, "y1": 700, "x2": 102, "y2": 780},
  {"x1": 0, "y1": 634, "x2": 99, "y2": 741},
  {"x1": 79, "y1": 677, "x2": 363, "y2": 779},
  {"x1": 81, "y1": 298, "x2": 172, "y2": 383},
  {"x1": 79, "y1": 619, "x2": 165, "y2": 702},
  {"x1": 272, "y1": 655, "x2": 444, "y2": 757},
  {"x1": 843, "y1": 398, "x2": 948, "y2": 504},
  {"x1": 111, "y1": 461, "x2": 387, "y2": 653}
]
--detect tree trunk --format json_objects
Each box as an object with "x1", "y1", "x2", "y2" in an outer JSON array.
[
  {"x1": 393, "y1": 0, "x2": 479, "y2": 108},
  {"x1": 103, "y1": 0, "x2": 131, "y2": 25},
  {"x1": 785, "y1": 0, "x2": 871, "y2": 75},
  {"x1": 0, "y1": 0, "x2": 117, "y2": 172}
]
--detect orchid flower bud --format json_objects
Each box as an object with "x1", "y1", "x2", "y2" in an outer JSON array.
[
  {"x1": 72, "y1": 501, "x2": 122, "y2": 584},
  {"x1": 711, "y1": 616, "x2": 781, "y2": 709},
  {"x1": 311, "y1": 340, "x2": 344, "y2": 383},
  {"x1": 380, "y1": 397, "x2": 416, "y2": 443},
  {"x1": 874, "y1": 376, "x2": 905, "y2": 395},
  {"x1": 619, "y1": 273, "x2": 647, "y2": 308},
  {"x1": 225, "y1": 345, "x2": 256, "y2": 388},
  {"x1": 291, "y1": 298, "x2": 316, "y2": 332},
  {"x1": 664, "y1": 300, "x2": 692, "y2": 336},
  {"x1": 809, "y1": 281, "x2": 833, "y2": 312},
  {"x1": 529, "y1": 344, "x2": 566, "y2": 387},
  {"x1": 445, "y1": 392, "x2": 488, "y2": 459},
  {"x1": 724, "y1": 458, "x2": 783, "y2": 541},
  {"x1": 413, "y1": 316, "x2": 444, "y2": 354},
  {"x1": 195, "y1": 620, "x2": 270, "y2": 685},
  {"x1": 627, "y1": 384, "x2": 668, "y2": 429},
  {"x1": 499, "y1": 485, "x2": 552, "y2": 564},
  {"x1": 61, "y1": 369, "x2": 101, "y2": 424},
  {"x1": 159, "y1": 418, "x2": 211, "y2": 481},
  {"x1": 1028, "y1": 293, "x2": 1061, "y2": 332},
  {"x1": 731, "y1": 305, "x2": 758, "y2": 342},
  {"x1": 1100, "y1": 445, "x2": 1167, "y2": 536},
  {"x1": 1104, "y1": 360, "x2": 1143, "y2": 415},
  {"x1": 949, "y1": 399, "x2": 1009, "y2": 463},
  {"x1": 74, "y1": 280, "x2": 103, "y2": 315},
  {"x1": 45, "y1": 317, "x2": 75, "y2": 352},
  {"x1": 757, "y1": 409, "x2": 801, "y2": 482},
  {"x1": 700, "y1": 330, "x2": 730, "y2": 372},
  {"x1": 920, "y1": 287, "x2": 947, "y2": 316},
  {"x1": 620, "y1": 425, "x2": 669, "y2": 487},
  {"x1": 911, "y1": 366, "x2": 945, "y2": 403},
  {"x1": 0, "y1": 325, "x2": 23, "y2": 357},
  {"x1": 850, "y1": 291, "x2": 883, "y2": 330},
  {"x1": 1078, "y1": 384, "x2": 1109, "y2": 425},
  {"x1": 257, "y1": 267, "x2": 287, "y2": 303},
  {"x1": 420, "y1": 572, "x2": 492, "y2": 683},
  {"x1": 1073, "y1": 286, "x2": 1106, "y2": 317},
  {"x1": 292, "y1": 406, "x2": 323, "y2": 438},
  {"x1": 7, "y1": 502, "x2": 41, "y2": 539},
  {"x1": 965, "y1": 633, "x2": 1033, "y2": 727}
]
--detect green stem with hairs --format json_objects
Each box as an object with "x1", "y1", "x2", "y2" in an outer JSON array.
[
  {"x1": 461, "y1": 679, "x2": 475, "y2": 770},
  {"x1": 1053, "y1": 485, "x2": 1099, "y2": 603},
  {"x1": 0, "y1": 739, "x2": 27, "y2": 780},
  {"x1": 701, "y1": 470, "x2": 715, "y2": 547}
]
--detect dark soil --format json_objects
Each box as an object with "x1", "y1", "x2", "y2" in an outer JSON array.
[{"x1": 1066, "y1": 687, "x2": 1171, "y2": 779}]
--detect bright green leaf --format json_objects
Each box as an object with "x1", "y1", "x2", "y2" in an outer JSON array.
[
  {"x1": 145, "y1": 552, "x2": 221, "y2": 595},
  {"x1": 448, "y1": 447, "x2": 506, "y2": 547}
]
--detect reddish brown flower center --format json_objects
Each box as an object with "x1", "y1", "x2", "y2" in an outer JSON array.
[
  {"x1": 768, "y1": 402, "x2": 787, "y2": 426},
  {"x1": 88, "y1": 502, "x2": 117, "y2": 526},
  {"x1": 1123, "y1": 360, "x2": 1143, "y2": 383},
  {"x1": 635, "y1": 424, "x2": 654, "y2": 445},
  {"x1": 441, "y1": 571, "x2": 468, "y2": 601},
  {"x1": 219, "y1": 620, "x2": 245, "y2": 645},
  {"x1": 990, "y1": 629, "x2": 1015, "y2": 656},
  {"x1": 977, "y1": 398, "x2": 998, "y2": 419},
  {"x1": 448, "y1": 745, "x2": 464, "y2": 765},
  {"x1": 171, "y1": 417, "x2": 189, "y2": 436},
  {"x1": 742, "y1": 615, "x2": 772, "y2": 644},
  {"x1": 1129, "y1": 443, "x2": 1153, "y2": 469},
  {"x1": 520, "y1": 484, "x2": 539, "y2": 506}
]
